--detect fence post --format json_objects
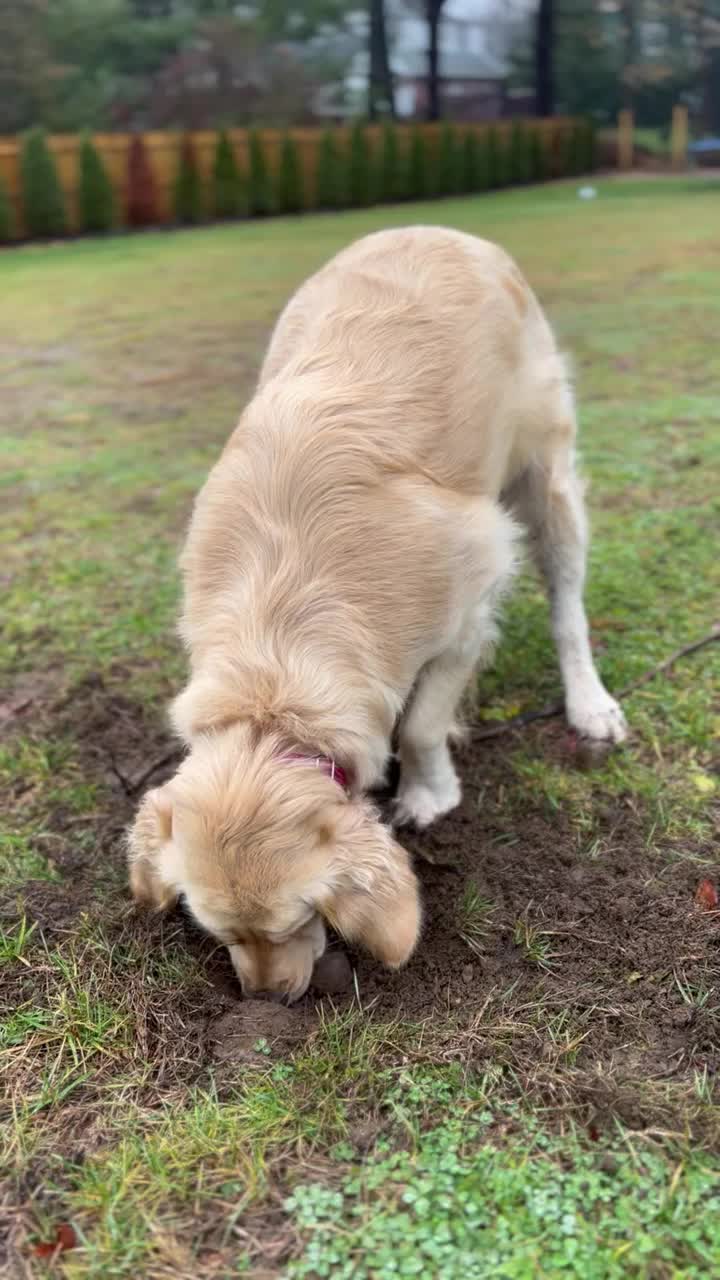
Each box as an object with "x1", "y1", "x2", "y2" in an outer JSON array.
[
  {"x1": 618, "y1": 109, "x2": 634, "y2": 171},
  {"x1": 670, "y1": 104, "x2": 688, "y2": 171}
]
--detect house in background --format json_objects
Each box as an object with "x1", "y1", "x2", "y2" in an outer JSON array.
[
  {"x1": 391, "y1": 5, "x2": 508, "y2": 120},
  {"x1": 338, "y1": 0, "x2": 531, "y2": 122}
]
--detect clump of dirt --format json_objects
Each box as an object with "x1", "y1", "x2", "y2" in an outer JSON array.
[{"x1": 311, "y1": 949, "x2": 353, "y2": 995}]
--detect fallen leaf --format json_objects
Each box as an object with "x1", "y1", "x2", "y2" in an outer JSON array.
[
  {"x1": 695, "y1": 880, "x2": 719, "y2": 912},
  {"x1": 692, "y1": 772, "x2": 716, "y2": 795},
  {"x1": 32, "y1": 1223, "x2": 77, "y2": 1257},
  {"x1": 626, "y1": 971, "x2": 644, "y2": 984}
]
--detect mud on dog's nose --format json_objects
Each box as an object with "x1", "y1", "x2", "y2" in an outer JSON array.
[{"x1": 248, "y1": 989, "x2": 288, "y2": 1005}]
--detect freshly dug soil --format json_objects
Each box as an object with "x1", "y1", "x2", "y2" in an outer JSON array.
[{"x1": 3, "y1": 672, "x2": 718, "y2": 1111}]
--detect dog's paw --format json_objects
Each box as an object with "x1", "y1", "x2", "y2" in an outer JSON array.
[
  {"x1": 568, "y1": 694, "x2": 627, "y2": 746},
  {"x1": 394, "y1": 775, "x2": 461, "y2": 830}
]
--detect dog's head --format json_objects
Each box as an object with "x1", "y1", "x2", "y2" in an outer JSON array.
[{"x1": 127, "y1": 731, "x2": 420, "y2": 1002}]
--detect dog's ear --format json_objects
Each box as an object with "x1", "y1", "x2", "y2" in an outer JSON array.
[
  {"x1": 315, "y1": 805, "x2": 421, "y2": 968},
  {"x1": 127, "y1": 786, "x2": 178, "y2": 911}
]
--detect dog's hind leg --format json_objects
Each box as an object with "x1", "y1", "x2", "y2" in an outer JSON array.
[{"x1": 506, "y1": 416, "x2": 627, "y2": 748}]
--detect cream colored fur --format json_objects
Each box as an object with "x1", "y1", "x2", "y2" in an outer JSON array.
[{"x1": 128, "y1": 226, "x2": 626, "y2": 1001}]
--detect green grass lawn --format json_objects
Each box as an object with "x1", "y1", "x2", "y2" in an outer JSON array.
[{"x1": 1, "y1": 179, "x2": 719, "y2": 1277}]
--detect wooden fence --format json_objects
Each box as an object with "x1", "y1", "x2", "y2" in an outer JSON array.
[{"x1": 0, "y1": 118, "x2": 579, "y2": 237}]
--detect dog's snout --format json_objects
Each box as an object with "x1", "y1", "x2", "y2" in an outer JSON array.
[{"x1": 250, "y1": 989, "x2": 288, "y2": 1005}]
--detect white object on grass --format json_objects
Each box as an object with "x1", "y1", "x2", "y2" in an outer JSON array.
[{"x1": 578, "y1": 186, "x2": 597, "y2": 200}]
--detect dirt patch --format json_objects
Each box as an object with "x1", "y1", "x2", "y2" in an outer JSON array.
[
  {"x1": 338, "y1": 735, "x2": 720, "y2": 1127},
  {"x1": 208, "y1": 1003, "x2": 316, "y2": 1064},
  {"x1": 54, "y1": 670, "x2": 183, "y2": 798},
  {"x1": 365, "y1": 786, "x2": 718, "y2": 1031},
  {"x1": 0, "y1": 671, "x2": 187, "y2": 990},
  {"x1": 3, "y1": 674, "x2": 719, "y2": 1131},
  {"x1": 1, "y1": 670, "x2": 181, "y2": 900},
  {"x1": 0, "y1": 669, "x2": 65, "y2": 730}
]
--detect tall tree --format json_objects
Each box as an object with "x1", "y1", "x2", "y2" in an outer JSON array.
[
  {"x1": 620, "y1": 0, "x2": 640, "y2": 111},
  {"x1": 687, "y1": 0, "x2": 720, "y2": 131},
  {"x1": 0, "y1": 0, "x2": 53, "y2": 134},
  {"x1": 511, "y1": 0, "x2": 720, "y2": 128},
  {"x1": 535, "y1": 0, "x2": 554, "y2": 117},
  {"x1": 368, "y1": 0, "x2": 395, "y2": 119},
  {"x1": 425, "y1": 0, "x2": 448, "y2": 121},
  {"x1": 1, "y1": 0, "x2": 361, "y2": 133},
  {"x1": 510, "y1": 0, "x2": 620, "y2": 124}
]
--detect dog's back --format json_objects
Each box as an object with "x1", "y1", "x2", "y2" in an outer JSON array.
[{"x1": 254, "y1": 226, "x2": 566, "y2": 499}]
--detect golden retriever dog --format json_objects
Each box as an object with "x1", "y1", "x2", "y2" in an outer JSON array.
[{"x1": 128, "y1": 226, "x2": 626, "y2": 1002}]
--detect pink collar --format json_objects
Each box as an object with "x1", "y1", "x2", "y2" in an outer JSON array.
[{"x1": 280, "y1": 752, "x2": 350, "y2": 793}]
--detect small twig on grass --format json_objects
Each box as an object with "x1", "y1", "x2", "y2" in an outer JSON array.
[
  {"x1": 471, "y1": 701, "x2": 563, "y2": 741},
  {"x1": 471, "y1": 622, "x2": 720, "y2": 742},
  {"x1": 614, "y1": 623, "x2": 720, "y2": 695}
]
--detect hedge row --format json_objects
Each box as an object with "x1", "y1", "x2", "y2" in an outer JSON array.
[{"x1": 0, "y1": 119, "x2": 597, "y2": 243}]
